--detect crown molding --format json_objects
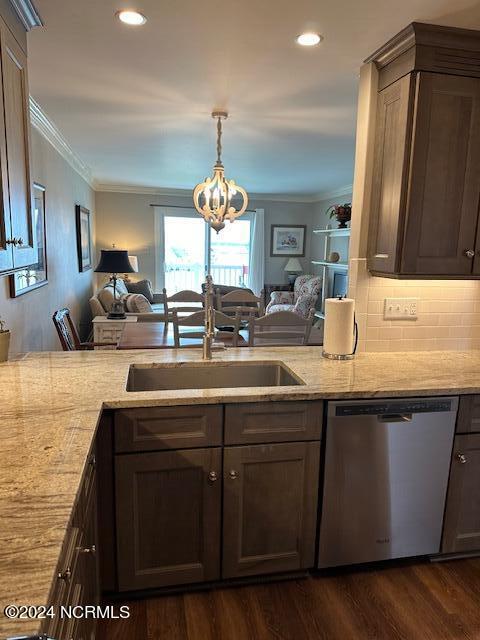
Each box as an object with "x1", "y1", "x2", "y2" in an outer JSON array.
[
  {"x1": 313, "y1": 184, "x2": 353, "y2": 202},
  {"x1": 29, "y1": 96, "x2": 94, "y2": 188},
  {"x1": 94, "y1": 183, "x2": 193, "y2": 197},
  {"x1": 94, "y1": 182, "x2": 343, "y2": 204},
  {"x1": 9, "y1": 0, "x2": 43, "y2": 30}
]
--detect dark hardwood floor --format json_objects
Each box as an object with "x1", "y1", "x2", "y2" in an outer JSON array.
[{"x1": 99, "y1": 558, "x2": 480, "y2": 640}]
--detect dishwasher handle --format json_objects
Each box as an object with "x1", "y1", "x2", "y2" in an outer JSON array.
[{"x1": 377, "y1": 413, "x2": 413, "y2": 423}]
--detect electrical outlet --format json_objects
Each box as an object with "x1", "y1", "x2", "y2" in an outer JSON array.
[{"x1": 384, "y1": 298, "x2": 418, "y2": 320}]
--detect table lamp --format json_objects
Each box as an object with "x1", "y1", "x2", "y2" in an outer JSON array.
[
  {"x1": 94, "y1": 250, "x2": 135, "y2": 319},
  {"x1": 284, "y1": 257, "x2": 302, "y2": 284}
]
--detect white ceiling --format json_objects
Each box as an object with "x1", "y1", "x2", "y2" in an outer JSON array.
[{"x1": 28, "y1": 0, "x2": 480, "y2": 196}]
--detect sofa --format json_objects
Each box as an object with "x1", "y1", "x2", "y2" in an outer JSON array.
[
  {"x1": 266, "y1": 274, "x2": 321, "y2": 319},
  {"x1": 89, "y1": 278, "x2": 167, "y2": 321}
]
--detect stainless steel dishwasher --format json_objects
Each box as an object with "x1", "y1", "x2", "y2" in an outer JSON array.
[{"x1": 318, "y1": 397, "x2": 458, "y2": 568}]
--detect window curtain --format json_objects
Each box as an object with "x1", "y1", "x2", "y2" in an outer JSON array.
[{"x1": 248, "y1": 208, "x2": 265, "y2": 296}]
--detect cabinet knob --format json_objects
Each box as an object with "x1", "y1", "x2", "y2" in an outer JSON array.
[
  {"x1": 229, "y1": 470, "x2": 238, "y2": 480},
  {"x1": 456, "y1": 453, "x2": 467, "y2": 464},
  {"x1": 465, "y1": 249, "x2": 475, "y2": 259},
  {"x1": 207, "y1": 471, "x2": 218, "y2": 482},
  {"x1": 58, "y1": 567, "x2": 72, "y2": 582},
  {"x1": 79, "y1": 544, "x2": 96, "y2": 555}
]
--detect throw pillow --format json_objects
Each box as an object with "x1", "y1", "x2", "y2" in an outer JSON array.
[
  {"x1": 125, "y1": 279, "x2": 154, "y2": 303},
  {"x1": 121, "y1": 293, "x2": 153, "y2": 313},
  {"x1": 97, "y1": 286, "x2": 115, "y2": 312}
]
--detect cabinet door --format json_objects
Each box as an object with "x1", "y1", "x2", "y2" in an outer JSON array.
[
  {"x1": 456, "y1": 395, "x2": 480, "y2": 434},
  {"x1": 0, "y1": 23, "x2": 11, "y2": 273},
  {"x1": 402, "y1": 73, "x2": 480, "y2": 275},
  {"x1": 115, "y1": 447, "x2": 221, "y2": 590},
  {"x1": 442, "y1": 434, "x2": 480, "y2": 553},
  {"x1": 222, "y1": 442, "x2": 320, "y2": 578},
  {"x1": 368, "y1": 74, "x2": 414, "y2": 274},
  {"x1": 0, "y1": 20, "x2": 36, "y2": 268}
]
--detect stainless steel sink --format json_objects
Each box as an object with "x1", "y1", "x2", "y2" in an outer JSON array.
[{"x1": 126, "y1": 361, "x2": 305, "y2": 392}]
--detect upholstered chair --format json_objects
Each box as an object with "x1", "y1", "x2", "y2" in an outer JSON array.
[{"x1": 266, "y1": 274, "x2": 321, "y2": 319}]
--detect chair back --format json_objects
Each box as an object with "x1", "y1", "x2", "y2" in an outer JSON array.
[
  {"x1": 248, "y1": 310, "x2": 313, "y2": 347},
  {"x1": 217, "y1": 288, "x2": 264, "y2": 319},
  {"x1": 172, "y1": 309, "x2": 241, "y2": 348},
  {"x1": 163, "y1": 289, "x2": 204, "y2": 320},
  {"x1": 52, "y1": 308, "x2": 81, "y2": 351}
]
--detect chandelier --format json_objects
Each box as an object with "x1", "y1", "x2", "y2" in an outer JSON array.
[{"x1": 193, "y1": 111, "x2": 248, "y2": 233}]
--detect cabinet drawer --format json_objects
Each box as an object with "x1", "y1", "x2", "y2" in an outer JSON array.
[
  {"x1": 456, "y1": 395, "x2": 480, "y2": 434},
  {"x1": 224, "y1": 401, "x2": 323, "y2": 445},
  {"x1": 115, "y1": 405, "x2": 223, "y2": 452}
]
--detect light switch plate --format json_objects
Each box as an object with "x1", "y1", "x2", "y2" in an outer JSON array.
[{"x1": 384, "y1": 298, "x2": 418, "y2": 320}]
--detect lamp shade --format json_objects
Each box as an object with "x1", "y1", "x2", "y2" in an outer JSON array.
[
  {"x1": 284, "y1": 257, "x2": 302, "y2": 272},
  {"x1": 94, "y1": 250, "x2": 135, "y2": 274},
  {"x1": 128, "y1": 255, "x2": 139, "y2": 273}
]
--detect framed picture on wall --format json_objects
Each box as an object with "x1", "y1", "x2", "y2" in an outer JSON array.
[
  {"x1": 76, "y1": 204, "x2": 92, "y2": 272},
  {"x1": 9, "y1": 183, "x2": 48, "y2": 297},
  {"x1": 270, "y1": 224, "x2": 306, "y2": 257}
]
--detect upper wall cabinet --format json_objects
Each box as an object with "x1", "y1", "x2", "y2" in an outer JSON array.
[
  {"x1": 366, "y1": 23, "x2": 480, "y2": 278},
  {"x1": 0, "y1": 14, "x2": 36, "y2": 273}
]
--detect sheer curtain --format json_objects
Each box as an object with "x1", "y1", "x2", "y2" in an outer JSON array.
[{"x1": 248, "y1": 208, "x2": 265, "y2": 296}]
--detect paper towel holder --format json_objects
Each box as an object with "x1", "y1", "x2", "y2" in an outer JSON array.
[{"x1": 322, "y1": 296, "x2": 358, "y2": 360}]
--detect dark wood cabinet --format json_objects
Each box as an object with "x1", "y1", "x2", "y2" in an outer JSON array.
[
  {"x1": 115, "y1": 447, "x2": 221, "y2": 591},
  {"x1": 367, "y1": 23, "x2": 480, "y2": 278},
  {"x1": 442, "y1": 434, "x2": 480, "y2": 554},
  {"x1": 222, "y1": 442, "x2": 320, "y2": 578},
  {"x1": 0, "y1": 16, "x2": 35, "y2": 274},
  {"x1": 42, "y1": 450, "x2": 99, "y2": 640},
  {"x1": 112, "y1": 401, "x2": 321, "y2": 591},
  {"x1": 456, "y1": 395, "x2": 480, "y2": 434}
]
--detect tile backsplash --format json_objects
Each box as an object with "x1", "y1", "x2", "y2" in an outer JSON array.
[{"x1": 350, "y1": 258, "x2": 480, "y2": 352}]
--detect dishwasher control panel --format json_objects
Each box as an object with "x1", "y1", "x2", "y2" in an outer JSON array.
[{"x1": 335, "y1": 399, "x2": 454, "y2": 417}]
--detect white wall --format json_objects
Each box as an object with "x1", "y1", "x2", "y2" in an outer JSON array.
[
  {"x1": 94, "y1": 191, "x2": 316, "y2": 288},
  {"x1": 0, "y1": 128, "x2": 95, "y2": 354}
]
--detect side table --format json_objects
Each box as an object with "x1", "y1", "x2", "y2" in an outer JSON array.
[{"x1": 92, "y1": 316, "x2": 137, "y2": 349}]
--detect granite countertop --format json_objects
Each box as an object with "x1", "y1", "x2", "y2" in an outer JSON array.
[{"x1": 1, "y1": 346, "x2": 480, "y2": 637}]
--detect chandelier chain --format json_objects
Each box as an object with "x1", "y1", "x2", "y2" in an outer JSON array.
[{"x1": 216, "y1": 117, "x2": 222, "y2": 165}]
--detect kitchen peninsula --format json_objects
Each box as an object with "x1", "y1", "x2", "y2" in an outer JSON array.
[{"x1": 1, "y1": 347, "x2": 480, "y2": 638}]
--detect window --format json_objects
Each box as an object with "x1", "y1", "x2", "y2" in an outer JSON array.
[{"x1": 159, "y1": 209, "x2": 251, "y2": 293}]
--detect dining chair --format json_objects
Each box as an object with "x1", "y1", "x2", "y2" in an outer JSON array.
[
  {"x1": 172, "y1": 309, "x2": 242, "y2": 348},
  {"x1": 52, "y1": 308, "x2": 117, "y2": 350},
  {"x1": 162, "y1": 289, "x2": 204, "y2": 327},
  {"x1": 247, "y1": 309, "x2": 314, "y2": 347},
  {"x1": 216, "y1": 288, "x2": 265, "y2": 320}
]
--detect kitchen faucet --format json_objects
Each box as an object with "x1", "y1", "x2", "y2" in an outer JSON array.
[{"x1": 203, "y1": 275, "x2": 215, "y2": 360}]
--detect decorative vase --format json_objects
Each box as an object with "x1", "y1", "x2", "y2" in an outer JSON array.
[
  {"x1": 0, "y1": 330, "x2": 10, "y2": 362},
  {"x1": 334, "y1": 205, "x2": 351, "y2": 228},
  {"x1": 327, "y1": 203, "x2": 352, "y2": 229}
]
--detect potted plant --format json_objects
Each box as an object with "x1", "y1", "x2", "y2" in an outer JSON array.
[
  {"x1": 326, "y1": 203, "x2": 352, "y2": 229},
  {"x1": 0, "y1": 316, "x2": 10, "y2": 362}
]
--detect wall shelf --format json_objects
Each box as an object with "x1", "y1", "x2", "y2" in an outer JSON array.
[
  {"x1": 311, "y1": 226, "x2": 351, "y2": 322},
  {"x1": 313, "y1": 227, "x2": 351, "y2": 237},
  {"x1": 311, "y1": 260, "x2": 349, "y2": 270}
]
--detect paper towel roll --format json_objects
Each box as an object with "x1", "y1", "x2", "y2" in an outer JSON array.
[{"x1": 323, "y1": 297, "x2": 355, "y2": 358}]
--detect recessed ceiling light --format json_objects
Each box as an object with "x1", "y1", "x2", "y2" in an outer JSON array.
[
  {"x1": 116, "y1": 10, "x2": 147, "y2": 25},
  {"x1": 296, "y1": 32, "x2": 322, "y2": 46}
]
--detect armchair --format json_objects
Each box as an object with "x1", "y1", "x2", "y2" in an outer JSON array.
[{"x1": 266, "y1": 274, "x2": 321, "y2": 319}]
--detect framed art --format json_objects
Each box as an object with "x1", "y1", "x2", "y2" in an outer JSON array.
[
  {"x1": 76, "y1": 204, "x2": 92, "y2": 272},
  {"x1": 9, "y1": 183, "x2": 48, "y2": 297},
  {"x1": 270, "y1": 224, "x2": 306, "y2": 257}
]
